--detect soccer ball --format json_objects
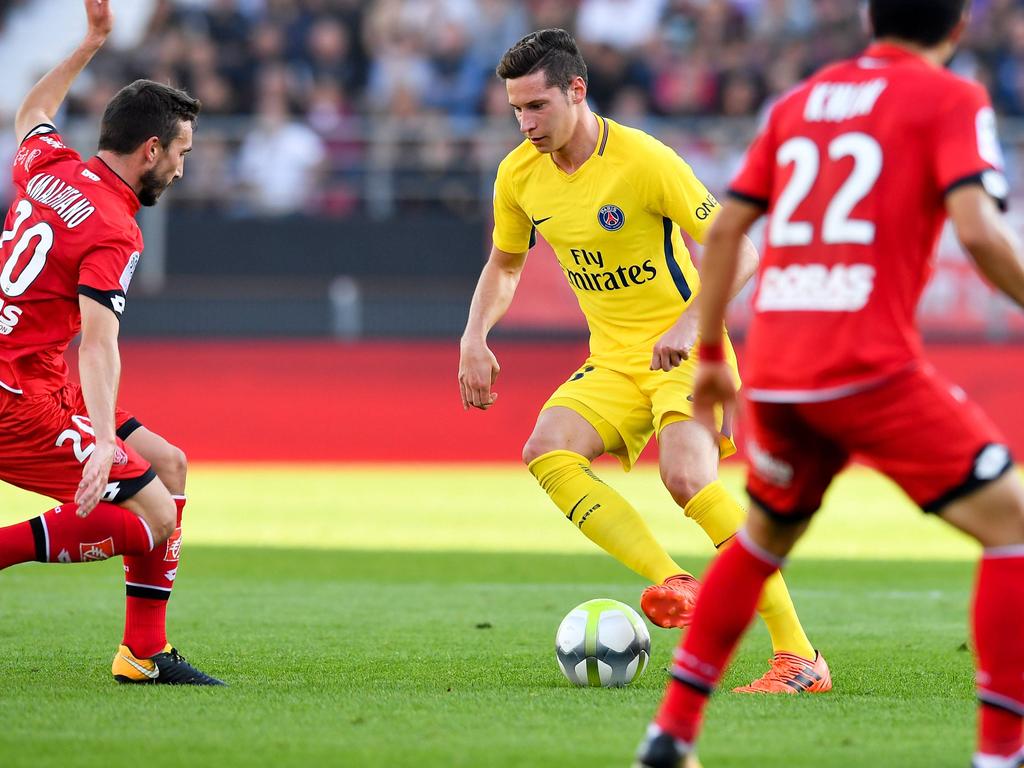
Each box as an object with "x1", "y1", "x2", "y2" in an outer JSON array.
[{"x1": 555, "y1": 598, "x2": 651, "y2": 687}]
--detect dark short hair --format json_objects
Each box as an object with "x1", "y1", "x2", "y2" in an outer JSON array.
[
  {"x1": 98, "y1": 80, "x2": 201, "y2": 154},
  {"x1": 870, "y1": 0, "x2": 968, "y2": 47},
  {"x1": 496, "y1": 28, "x2": 587, "y2": 91}
]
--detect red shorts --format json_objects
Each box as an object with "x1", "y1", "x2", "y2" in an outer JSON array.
[
  {"x1": 745, "y1": 365, "x2": 1013, "y2": 519},
  {"x1": 0, "y1": 382, "x2": 154, "y2": 504}
]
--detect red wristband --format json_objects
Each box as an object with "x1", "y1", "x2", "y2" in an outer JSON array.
[{"x1": 699, "y1": 341, "x2": 725, "y2": 362}]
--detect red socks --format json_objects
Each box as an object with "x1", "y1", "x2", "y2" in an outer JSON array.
[
  {"x1": 0, "y1": 502, "x2": 153, "y2": 568},
  {"x1": 656, "y1": 532, "x2": 782, "y2": 743},
  {"x1": 122, "y1": 497, "x2": 185, "y2": 658},
  {"x1": 974, "y1": 549, "x2": 1024, "y2": 758}
]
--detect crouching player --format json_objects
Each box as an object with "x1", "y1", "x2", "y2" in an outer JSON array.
[{"x1": 0, "y1": 0, "x2": 222, "y2": 685}]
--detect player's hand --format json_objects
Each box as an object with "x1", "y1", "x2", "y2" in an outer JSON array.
[
  {"x1": 458, "y1": 339, "x2": 500, "y2": 411},
  {"x1": 75, "y1": 440, "x2": 116, "y2": 517},
  {"x1": 692, "y1": 362, "x2": 737, "y2": 433},
  {"x1": 84, "y1": 0, "x2": 114, "y2": 44},
  {"x1": 651, "y1": 311, "x2": 699, "y2": 371}
]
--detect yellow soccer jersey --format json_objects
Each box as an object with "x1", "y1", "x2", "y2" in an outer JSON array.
[{"x1": 492, "y1": 115, "x2": 720, "y2": 355}]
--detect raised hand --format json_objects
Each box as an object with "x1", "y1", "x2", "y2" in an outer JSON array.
[{"x1": 84, "y1": 0, "x2": 114, "y2": 43}]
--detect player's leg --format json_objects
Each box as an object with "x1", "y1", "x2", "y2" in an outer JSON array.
[
  {"x1": 118, "y1": 423, "x2": 187, "y2": 656},
  {"x1": 940, "y1": 473, "x2": 1024, "y2": 768},
  {"x1": 0, "y1": 393, "x2": 174, "y2": 569},
  {"x1": 110, "y1": 423, "x2": 221, "y2": 685},
  {"x1": 637, "y1": 505, "x2": 813, "y2": 766},
  {"x1": 524, "y1": 401, "x2": 687, "y2": 586},
  {"x1": 637, "y1": 400, "x2": 844, "y2": 766},
  {"x1": 807, "y1": 366, "x2": 1022, "y2": 768},
  {"x1": 655, "y1": 419, "x2": 824, "y2": 689}
]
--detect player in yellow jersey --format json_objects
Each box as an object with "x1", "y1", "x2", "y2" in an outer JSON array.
[{"x1": 458, "y1": 29, "x2": 830, "y2": 694}]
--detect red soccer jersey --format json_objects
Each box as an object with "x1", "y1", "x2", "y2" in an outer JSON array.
[
  {"x1": 0, "y1": 124, "x2": 142, "y2": 396},
  {"x1": 730, "y1": 43, "x2": 1008, "y2": 401}
]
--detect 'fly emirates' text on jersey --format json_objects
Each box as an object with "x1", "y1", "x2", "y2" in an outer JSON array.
[
  {"x1": 493, "y1": 115, "x2": 718, "y2": 357},
  {"x1": 0, "y1": 125, "x2": 142, "y2": 396},
  {"x1": 730, "y1": 43, "x2": 1008, "y2": 402}
]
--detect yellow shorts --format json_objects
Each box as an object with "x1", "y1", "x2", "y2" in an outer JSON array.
[{"x1": 541, "y1": 340, "x2": 739, "y2": 471}]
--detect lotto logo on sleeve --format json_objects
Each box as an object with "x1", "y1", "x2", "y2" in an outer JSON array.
[{"x1": 80, "y1": 537, "x2": 116, "y2": 561}]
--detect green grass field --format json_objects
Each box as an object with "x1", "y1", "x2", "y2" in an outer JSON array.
[{"x1": 0, "y1": 463, "x2": 997, "y2": 767}]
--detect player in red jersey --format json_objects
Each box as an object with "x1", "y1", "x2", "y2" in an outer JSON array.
[
  {"x1": 636, "y1": 1, "x2": 1024, "y2": 766},
  {"x1": 0, "y1": 0, "x2": 222, "y2": 685}
]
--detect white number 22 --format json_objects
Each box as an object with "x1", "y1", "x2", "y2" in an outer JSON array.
[{"x1": 769, "y1": 132, "x2": 883, "y2": 248}]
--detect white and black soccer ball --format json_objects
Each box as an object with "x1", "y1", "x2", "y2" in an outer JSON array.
[{"x1": 555, "y1": 598, "x2": 651, "y2": 687}]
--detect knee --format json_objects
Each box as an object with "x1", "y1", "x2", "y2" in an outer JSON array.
[
  {"x1": 523, "y1": 436, "x2": 557, "y2": 467},
  {"x1": 661, "y1": 467, "x2": 713, "y2": 507},
  {"x1": 147, "y1": 494, "x2": 178, "y2": 544},
  {"x1": 154, "y1": 444, "x2": 188, "y2": 495}
]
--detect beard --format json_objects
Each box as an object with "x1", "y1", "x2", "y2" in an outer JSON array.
[{"x1": 138, "y1": 167, "x2": 173, "y2": 207}]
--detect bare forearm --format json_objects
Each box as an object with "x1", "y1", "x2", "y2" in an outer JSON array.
[
  {"x1": 698, "y1": 229, "x2": 743, "y2": 343},
  {"x1": 968, "y1": 232, "x2": 1024, "y2": 310},
  {"x1": 78, "y1": 340, "x2": 119, "y2": 445},
  {"x1": 462, "y1": 261, "x2": 521, "y2": 342},
  {"x1": 14, "y1": 36, "x2": 106, "y2": 140},
  {"x1": 729, "y1": 235, "x2": 759, "y2": 300}
]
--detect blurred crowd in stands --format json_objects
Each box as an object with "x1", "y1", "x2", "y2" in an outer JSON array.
[{"x1": 4, "y1": 0, "x2": 1024, "y2": 217}]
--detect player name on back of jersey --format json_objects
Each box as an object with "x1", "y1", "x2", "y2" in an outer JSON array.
[
  {"x1": 804, "y1": 78, "x2": 887, "y2": 123},
  {"x1": 24, "y1": 172, "x2": 96, "y2": 229}
]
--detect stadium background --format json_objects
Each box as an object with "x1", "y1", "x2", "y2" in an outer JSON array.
[
  {"x1": 0, "y1": 0, "x2": 1022, "y2": 463},
  {"x1": 0, "y1": 3, "x2": 1022, "y2": 767}
]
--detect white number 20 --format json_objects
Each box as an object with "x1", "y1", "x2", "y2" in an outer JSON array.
[
  {"x1": 769, "y1": 132, "x2": 883, "y2": 248},
  {"x1": 0, "y1": 199, "x2": 53, "y2": 297}
]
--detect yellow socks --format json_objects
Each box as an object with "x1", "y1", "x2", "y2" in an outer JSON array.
[
  {"x1": 685, "y1": 481, "x2": 815, "y2": 660},
  {"x1": 528, "y1": 450, "x2": 685, "y2": 584}
]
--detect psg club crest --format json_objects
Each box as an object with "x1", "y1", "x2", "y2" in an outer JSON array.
[{"x1": 598, "y1": 204, "x2": 625, "y2": 231}]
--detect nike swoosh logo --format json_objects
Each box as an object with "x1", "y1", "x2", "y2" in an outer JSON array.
[
  {"x1": 120, "y1": 654, "x2": 159, "y2": 679},
  {"x1": 568, "y1": 495, "x2": 588, "y2": 522},
  {"x1": 531, "y1": 216, "x2": 553, "y2": 226}
]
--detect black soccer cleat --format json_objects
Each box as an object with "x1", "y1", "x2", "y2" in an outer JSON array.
[
  {"x1": 112, "y1": 644, "x2": 226, "y2": 686},
  {"x1": 634, "y1": 724, "x2": 699, "y2": 768}
]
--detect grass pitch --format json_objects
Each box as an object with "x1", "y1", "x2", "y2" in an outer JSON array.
[{"x1": 0, "y1": 463, "x2": 992, "y2": 767}]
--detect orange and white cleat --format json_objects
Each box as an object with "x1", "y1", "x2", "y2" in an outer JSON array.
[
  {"x1": 733, "y1": 650, "x2": 832, "y2": 694},
  {"x1": 640, "y1": 574, "x2": 700, "y2": 629}
]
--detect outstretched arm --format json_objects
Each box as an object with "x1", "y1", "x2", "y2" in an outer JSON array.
[
  {"x1": 14, "y1": 0, "x2": 113, "y2": 141},
  {"x1": 947, "y1": 185, "x2": 1024, "y2": 310},
  {"x1": 458, "y1": 245, "x2": 528, "y2": 411}
]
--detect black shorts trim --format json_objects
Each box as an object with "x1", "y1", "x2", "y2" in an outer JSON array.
[
  {"x1": 126, "y1": 584, "x2": 171, "y2": 601},
  {"x1": 922, "y1": 444, "x2": 1014, "y2": 514},
  {"x1": 117, "y1": 417, "x2": 144, "y2": 441},
  {"x1": 109, "y1": 467, "x2": 158, "y2": 503},
  {"x1": 746, "y1": 489, "x2": 818, "y2": 525},
  {"x1": 29, "y1": 516, "x2": 48, "y2": 562},
  {"x1": 727, "y1": 189, "x2": 769, "y2": 209}
]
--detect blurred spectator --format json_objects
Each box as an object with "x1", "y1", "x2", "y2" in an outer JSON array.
[
  {"x1": 237, "y1": 90, "x2": 326, "y2": 216},
  {"x1": 12, "y1": 0, "x2": 1013, "y2": 217},
  {"x1": 576, "y1": 0, "x2": 667, "y2": 51}
]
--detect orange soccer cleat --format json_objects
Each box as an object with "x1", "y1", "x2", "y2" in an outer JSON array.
[
  {"x1": 733, "y1": 650, "x2": 832, "y2": 694},
  {"x1": 640, "y1": 574, "x2": 700, "y2": 629}
]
